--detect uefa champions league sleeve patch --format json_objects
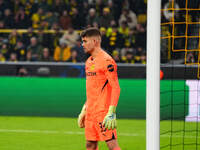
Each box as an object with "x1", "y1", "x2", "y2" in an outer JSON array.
[{"x1": 107, "y1": 64, "x2": 114, "y2": 72}]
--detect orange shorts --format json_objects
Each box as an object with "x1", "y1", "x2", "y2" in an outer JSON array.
[{"x1": 85, "y1": 114, "x2": 117, "y2": 141}]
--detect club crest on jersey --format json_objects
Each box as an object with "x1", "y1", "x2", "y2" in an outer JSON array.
[
  {"x1": 90, "y1": 64, "x2": 95, "y2": 71},
  {"x1": 107, "y1": 64, "x2": 114, "y2": 72}
]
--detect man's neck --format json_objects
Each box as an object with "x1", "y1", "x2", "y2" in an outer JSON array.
[{"x1": 91, "y1": 47, "x2": 101, "y2": 59}]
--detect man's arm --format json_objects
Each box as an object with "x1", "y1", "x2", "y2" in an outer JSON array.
[
  {"x1": 103, "y1": 59, "x2": 120, "y2": 130},
  {"x1": 78, "y1": 103, "x2": 86, "y2": 128},
  {"x1": 105, "y1": 60, "x2": 121, "y2": 106}
]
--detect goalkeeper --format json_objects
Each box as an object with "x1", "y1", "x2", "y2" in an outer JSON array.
[{"x1": 78, "y1": 27, "x2": 121, "y2": 150}]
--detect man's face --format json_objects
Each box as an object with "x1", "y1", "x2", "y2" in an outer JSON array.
[{"x1": 81, "y1": 37, "x2": 95, "y2": 54}]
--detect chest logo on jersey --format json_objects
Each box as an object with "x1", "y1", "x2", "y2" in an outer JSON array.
[
  {"x1": 86, "y1": 72, "x2": 96, "y2": 76},
  {"x1": 86, "y1": 64, "x2": 96, "y2": 76}
]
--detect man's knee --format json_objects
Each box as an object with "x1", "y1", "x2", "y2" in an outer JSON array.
[
  {"x1": 86, "y1": 147, "x2": 98, "y2": 150},
  {"x1": 106, "y1": 139, "x2": 121, "y2": 150},
  {"x1": 86, "y1": 141, "x2": 98, "y2": 150}
]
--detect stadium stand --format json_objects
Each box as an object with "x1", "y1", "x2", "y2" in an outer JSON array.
[{"x1": 0, "y1": 0, "x2": 198, "y2": 64}]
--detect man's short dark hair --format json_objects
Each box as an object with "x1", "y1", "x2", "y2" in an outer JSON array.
[{"x1": 80, "y1": 27, "x2": 101, "y2": 38}]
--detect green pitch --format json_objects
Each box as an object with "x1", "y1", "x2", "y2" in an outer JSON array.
[{"x1": 0, "y1": 116, "x2": 199, "y2": 150}]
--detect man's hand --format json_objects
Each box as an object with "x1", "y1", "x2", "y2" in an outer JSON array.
[
  {"x1": 103, "y1": 106, "x2": 117, "y2": 130},
  {"x1": 78, "y1": 105, "x2": 86, "y2": 128}
]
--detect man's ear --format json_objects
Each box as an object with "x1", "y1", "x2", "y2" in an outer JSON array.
[
  {"x1": 94, "y1": 37, "x2": 100, "y2": 44},
  {"x1": 93, "y1": 38, "x2": 98, "y2": 45}
]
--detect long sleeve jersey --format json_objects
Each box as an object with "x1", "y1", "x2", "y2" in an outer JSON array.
[{"x1": 85, "y1": 50, "x2": 120, "y2": 120}]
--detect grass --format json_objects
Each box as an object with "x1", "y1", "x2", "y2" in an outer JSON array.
[{"x1": 0, "y1": 116, "x2": 199, "y2": 150}]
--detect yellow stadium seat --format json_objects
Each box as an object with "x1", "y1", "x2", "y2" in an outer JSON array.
[{"x1": 137, "y1": 14, "x2": 147, "y2": 24}]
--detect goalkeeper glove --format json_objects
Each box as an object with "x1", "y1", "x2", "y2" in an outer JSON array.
[
  {"x1": 103, "y1": 106, "x2": 117, "y2": 130},
  {"x1": 78, "y1": 104, "x2": 86, "y2": 128}
]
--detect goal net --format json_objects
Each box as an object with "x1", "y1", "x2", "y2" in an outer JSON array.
[{"x1": 160, "y1": 0, "x2": 200, "y2": 149}]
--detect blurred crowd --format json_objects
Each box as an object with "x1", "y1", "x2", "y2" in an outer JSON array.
[
  {"x1": 0, "y1": 0, "x2": 147, "y2": 64},
  {"x1": 0, "y1": 0, "x2": 199, "y2": 64}
]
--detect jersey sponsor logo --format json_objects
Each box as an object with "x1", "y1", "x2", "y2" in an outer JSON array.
[
  {"x1": 107, "y1": 64, "x2": 114, "y2": 72},
  {"x1": 86, "y1": 72, "x2": 96, "y2": 76}
]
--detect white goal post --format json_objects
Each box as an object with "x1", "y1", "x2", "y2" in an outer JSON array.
[{"x1": 146, "y1": 0, "x2": 161, "y2": 150}]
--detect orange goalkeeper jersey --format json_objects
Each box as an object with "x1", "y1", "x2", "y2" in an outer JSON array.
[{"x1": 85, "y1": 50, "x2": 120, "y2": 120}]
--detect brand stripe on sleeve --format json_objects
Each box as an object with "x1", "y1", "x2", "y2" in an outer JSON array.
[{"x1": 101, "y1": 80, "x2": 108, "y2": 92}]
